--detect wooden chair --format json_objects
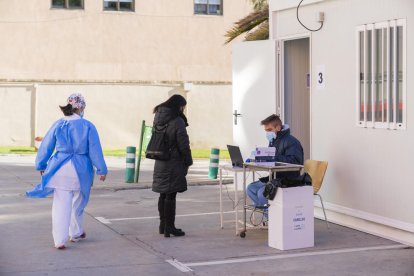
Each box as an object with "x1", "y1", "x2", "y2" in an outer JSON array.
[{"x1": 304, "y1": 160, "x2": 329, "y2": 228}]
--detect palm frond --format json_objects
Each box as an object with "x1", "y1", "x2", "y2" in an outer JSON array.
[
  {"x1": 224, "y1": 4, "x2": 269, "y2": 44},
  {"x1": 245, "y1": 21, "x2": 269, "y2": 41},
  {"x1": 250, "y1": 0, "x2": 268, "y2": 11}
]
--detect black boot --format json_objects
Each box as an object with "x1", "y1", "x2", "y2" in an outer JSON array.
[
  {"x1": 159, "y1": 195, "x2": 181, "y2": 234},
  {"x1": 164, "y1": 199, "x2": 185, "y2": 237},
  {"x1": 158, "y1": 196, "x2": 165, "y2": 234}
]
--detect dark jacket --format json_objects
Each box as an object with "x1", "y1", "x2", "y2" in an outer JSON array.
[
  {"x1": 152, "y1": 107, "x2": 193, "y2": 194},
  {"x1": 260, "y1": 125, "x2": 304, "y2": 182}
]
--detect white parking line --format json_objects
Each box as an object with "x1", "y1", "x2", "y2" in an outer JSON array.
[
  {"x1": 165, "y1": 259, "x2": 193, "y2": 272},
  {"x1": 95, "y1": 216, "x2": 111, "y2": 224},
  {"x1": 183, "y1": 244, "x2": 408, "y2": 268},
  {"x1": 95, "y1": 210, "x2": 237, "y2": 224}
]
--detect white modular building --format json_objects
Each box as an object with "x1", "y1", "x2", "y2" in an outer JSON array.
[{"x1": 232, "y1": 0, "x2": 413, "y2": 245}]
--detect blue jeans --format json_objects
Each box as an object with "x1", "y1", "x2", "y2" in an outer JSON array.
[{"x1": 247, "y1": 181, "x2": 268, "y2": 217}]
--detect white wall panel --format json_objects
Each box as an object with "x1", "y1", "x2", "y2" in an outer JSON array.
[{"x1": 270, "y1": 0, "x2": 414, "y2": 231}]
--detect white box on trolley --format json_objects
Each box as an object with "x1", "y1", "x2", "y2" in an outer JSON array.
[{"x1": 268, "y1": 186, "x2": 314, "y2": 250}]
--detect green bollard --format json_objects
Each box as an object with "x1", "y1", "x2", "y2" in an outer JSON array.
[
  {"x1": 125, "y1": 146, "x2": 136, "y2": 183},
  {"x1": 208, "y1": 148, "x2": 220, "y2": 179}
]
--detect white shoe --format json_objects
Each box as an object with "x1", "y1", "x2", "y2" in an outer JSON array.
[
  {"x1": 55, "y1": 244, "x2": 66, "y2": 250},
  {"x1": 70, "y1": 232, "x2": 86, "y2": 242}
]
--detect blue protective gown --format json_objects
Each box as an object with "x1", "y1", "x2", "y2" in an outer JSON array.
[{"x1": 26, "y1": 118, "x2": 107, "y2": 216}]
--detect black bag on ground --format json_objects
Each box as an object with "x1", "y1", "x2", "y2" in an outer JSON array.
[
  {"x1": 145, "y1": 124, "x2": 172, "y2": 160},
  {"x1": 262, "y1": 173, "x2": 313, "y2": 200}
]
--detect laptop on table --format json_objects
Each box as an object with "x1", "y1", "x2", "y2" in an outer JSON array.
[
  {"x1": 227, "y1": 145, "x2": 244, "y2": 168},
  {"x1": 227, "y1": 145, "x2": 286, "y2": 168}
]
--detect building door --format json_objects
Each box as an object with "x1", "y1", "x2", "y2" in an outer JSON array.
[
  {"x1": 281, "y1": 38, "x2": 311, "y2": 160},
  {"x1": 232, "y1": 40, "x2": 277, "y2": 157}
]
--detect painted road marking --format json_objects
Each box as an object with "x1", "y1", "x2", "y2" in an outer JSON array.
[
  {"x1": 95, "y1": 216, "x2": 111, "y2": 224},
  {"x1": 165, "y1": 259, "x2": 193, "y2": 272},
  {"x1": 184, "y1": 244, "x2": 408, "y2": 267},
  {"x1": 95, "y1": 210, "x2": 238, "y2": 224}
]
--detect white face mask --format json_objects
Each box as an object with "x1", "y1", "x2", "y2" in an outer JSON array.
[{"x1": 266, "y1": 131, "x2": 276, "y2": 142}]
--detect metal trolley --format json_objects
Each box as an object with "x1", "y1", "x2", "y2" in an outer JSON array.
[{"x1": 240, "y1": 162, "x2": 303, "y2": 238}]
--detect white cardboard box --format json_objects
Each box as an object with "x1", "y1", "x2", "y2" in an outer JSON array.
[{"x1": 268, "y1": 186, "x2": 314, "y2": 250}]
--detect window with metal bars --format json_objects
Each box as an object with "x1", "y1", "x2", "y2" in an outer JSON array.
[{"x1": 356, "y1": 19, "x2": 406, "y2": 130}]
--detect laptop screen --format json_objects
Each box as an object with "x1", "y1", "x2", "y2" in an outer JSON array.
[{"x1": 227, "y1": 145, "x2": 244, "y2": 168}]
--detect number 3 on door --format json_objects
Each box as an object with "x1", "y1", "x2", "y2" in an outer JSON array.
[{"x1": 316, "y1": 65, "x2": 325, "y2": 90}]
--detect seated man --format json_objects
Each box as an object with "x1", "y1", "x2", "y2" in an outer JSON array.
[{"x1": 247, "y1": 114, "x2": 304, "y2": 214}]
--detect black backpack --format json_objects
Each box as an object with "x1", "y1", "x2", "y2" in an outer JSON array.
[{"x1": 145, "y1": 124, "x2": 173, "y2": 160}]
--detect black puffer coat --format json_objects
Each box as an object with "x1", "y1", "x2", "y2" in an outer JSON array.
[
  {"x1": 152, "y1": 107, "x2": 193, "y2": 194},
  {"x1": 260, "y1": 125, "x2": 304, "y2": 182},
  {"x1": 271, "y1": 125, "x2": 303, "y2": 166}
]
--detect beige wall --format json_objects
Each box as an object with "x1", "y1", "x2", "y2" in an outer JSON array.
[
  {"x1": 35, "y1": 84, "x2": 173, "y2": 148},
  {"x1": 0, "y1": 0, "x2": 247, "y2": 149},
  {"x1": 0, "y1": 83, "x2": 232, "y2": 149},
  {"x1": 0, "y1": 86, "x2": 33, "y2": 146},
  {"x1": 0, "y1": 0, "x2": 251, "y2": 82}
]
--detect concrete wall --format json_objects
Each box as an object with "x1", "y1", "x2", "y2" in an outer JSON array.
[
  {"x1": 270, "y1": 0, "x2": 414, "y2": 231},
  {"x1": 35, "y1": 84, "x2": 173, "y2": 148},
  {"x1": 0, "y1": 86, "x2": 33, "y2": 146},
  {"x1": 0, "y1": 83, "x2": 232, "y2": 149}
]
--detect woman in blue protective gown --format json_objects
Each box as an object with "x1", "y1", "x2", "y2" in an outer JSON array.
[{"x1": 26, "y1": 93, "x2": 107, "y2": 249}]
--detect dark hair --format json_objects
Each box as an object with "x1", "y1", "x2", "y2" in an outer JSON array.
[
  {"x1": 261, "y1": 114, "x2": 282, "y2": 127},
  {"x1": 59, "y1": 104, "x2": 74, "y2": 116},
  {"x1": 153, "y1": 94, "x2": 187, "y2": 114}
]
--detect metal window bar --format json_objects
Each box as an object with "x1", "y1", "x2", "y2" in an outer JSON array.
[
  {"x1": 386, "y1": 22, "x2": 390, "y2": 127},
  {"x1": 381, "y1": 28, "x2": 385, "y2": 123},
  {"x1": 371, "y1": 28, "x2": 375, "y2": 125},
  {"x1": 400, "y1": 21, "x2": 407, "y2": 129},
  {"x1": 363, "y1": 25, "x2": 367, "y2": 126},
  {"x1": 358, "y1": 20, "x2": 404, "y2": 129},
  {"x1": 396, "y1": 26, "x2": 402, "y2": 126},
  {"x1": 392, "y1": 23, "x2": 397, "y2": 128},
  {"x1": 357, "y1": 31, "x2": 361, "y2": 125}
]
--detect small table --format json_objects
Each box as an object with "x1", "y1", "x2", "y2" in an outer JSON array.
[
  {"x1": 240, "y1": 162, "x2": 303, "y2": 238},
  {"x1": 218, "y1": 165, "x2": 254, "y2": 235}
]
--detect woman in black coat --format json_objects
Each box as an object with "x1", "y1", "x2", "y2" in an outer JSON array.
[{"x1": 152, "y1": 94, "x2": 193, "y2": 237}]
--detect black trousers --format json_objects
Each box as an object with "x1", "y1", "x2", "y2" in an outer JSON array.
[{"x1": 159, "y1": 192, "x2": 177, "y2": 200}]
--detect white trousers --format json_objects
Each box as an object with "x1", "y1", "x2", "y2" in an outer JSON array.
[{"x1": 52, "y1": 189, "x2": 84, "y2": 247}]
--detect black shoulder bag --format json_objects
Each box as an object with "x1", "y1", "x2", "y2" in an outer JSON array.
[
  {"x1": 262, "y1": 179, "x2": 282, "y2": 201},
  {"x1": 263, "y1": 173, "x2": 313, "y2": 200},
  {"x1": 145, "y1": 124, "x2": 173, "y2": 160}
]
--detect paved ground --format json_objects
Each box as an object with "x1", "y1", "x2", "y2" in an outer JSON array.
[{"x1": 1, "y1": 155, "x2": 413, "y2": 275}]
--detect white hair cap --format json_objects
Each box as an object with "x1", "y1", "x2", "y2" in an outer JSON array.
[{"x1": 67, "y1": 93, "x2": 86, "y2": 110}]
